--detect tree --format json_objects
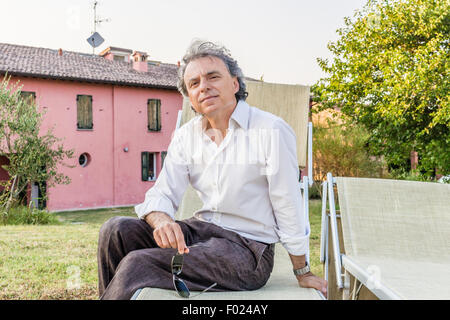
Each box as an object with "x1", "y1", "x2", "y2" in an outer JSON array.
[
  {"x1": 313, "y1": 0, "x2": 449, "y2": 177},
  {"x1": 0, "y1": 75, "x2": 74, "y2": 213}
]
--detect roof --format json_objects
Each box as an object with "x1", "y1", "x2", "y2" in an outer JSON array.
[{"x1": 0, "y1": 43, "x2": 179, "y2": 90}]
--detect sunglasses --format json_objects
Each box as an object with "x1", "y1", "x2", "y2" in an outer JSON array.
[{"x1": 171, "y1": 252, "x2": 217, "y2": 298}]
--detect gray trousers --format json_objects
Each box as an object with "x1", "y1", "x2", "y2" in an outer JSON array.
[{"x1": 97, "y1": 216, "x2": 275, "y2": 300}]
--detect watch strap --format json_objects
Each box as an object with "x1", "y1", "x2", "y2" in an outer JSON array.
[{"x1": 293, "y1": 262, "x2": 310, "y2": 276}]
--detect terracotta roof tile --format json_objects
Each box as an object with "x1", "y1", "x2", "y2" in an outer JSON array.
[{"x1": 0, "y1": 43, "x2": 179, "y2": 90}]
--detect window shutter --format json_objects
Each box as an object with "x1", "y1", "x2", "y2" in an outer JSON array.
[
  {"x1": 77, "y1": 95, "x2": 93, "y2": 129},
  {"x1": 148, "y1": 99, "x2": 161, "y2": 131},
  {"x1": 87, "y1": 96, "x2": 93, "y2": 129},
  {"x1": 147, "y1": 100, "x2": 152, "y2": 130},
  {"x1": 20, "y1": 91, "x2": 36, "y2": 105},
  {"x1": 141, "y1": 152, "x2": 149, "y2": 181},
  {"x1": 156, "y1": 100, "x2": 161, "y2": 130},
  {"x1": 77, "y1": 96, "x2": 81, "y2": 128}
]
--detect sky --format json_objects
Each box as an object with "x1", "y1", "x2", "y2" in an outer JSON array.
[{"x1": 0, "y1": 0, "x2": 368, "y2": 86}]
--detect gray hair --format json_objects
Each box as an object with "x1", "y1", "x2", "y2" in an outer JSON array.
[{"x1": 177, "y1": 40, "x2": 248, "y2": 102}]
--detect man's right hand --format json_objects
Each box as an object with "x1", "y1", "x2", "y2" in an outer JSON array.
[{"x1": 145, "y1": 211, "x2": 189, "y2": 254}]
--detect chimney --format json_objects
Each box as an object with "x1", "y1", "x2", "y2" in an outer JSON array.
[
  {"x1": 58, "y1": 48, "x2": 63, "y2": 56},
  {"x1": 99, "y1": 47, "x2": 133, "y2": 62},
  {"x1": 132, "y1": 51, "x2": 148, "y2": 72}
]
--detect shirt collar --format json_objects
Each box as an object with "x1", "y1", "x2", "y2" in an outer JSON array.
[
  {"x1": 197, "y1": 99, "x2": 250, "y2": 131},
  {"x1": 229, "y1": 100, "x2": 250, "y2": 130}
]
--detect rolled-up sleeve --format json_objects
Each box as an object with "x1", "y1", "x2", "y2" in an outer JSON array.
[
  {"x1": 266, "y1": 118, "x2": 310, "y2": 256},
  {"x1": 134, "y1": 129, "x2": 190, "y2": 220}
]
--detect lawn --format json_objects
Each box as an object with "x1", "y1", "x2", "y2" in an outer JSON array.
[{"x1": 0, "y1": 201, "x2": 324, "y2": 300}]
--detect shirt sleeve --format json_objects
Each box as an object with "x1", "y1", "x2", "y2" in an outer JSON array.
[
  {"x1": 265, "y1": 118, "x2": 310, "y2": 256},
  {"x1": 134, "y1": 128, "x2": 190, "y2": 220}
]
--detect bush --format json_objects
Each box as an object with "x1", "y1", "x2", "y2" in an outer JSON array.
[
  {"x1": 1, "y1": 205, "x2": 60, "y2": 225},
  {"x1": 308, "y1": 181, "x2": 323, "y2": 200},
  {"x1": 312, "y1": 116, "x2": 388, "y2": 182},
  {"x1": 389, "y1": 168, "x2": 437, "y2": 183}
]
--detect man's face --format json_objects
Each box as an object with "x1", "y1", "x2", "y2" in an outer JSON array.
[{"x1": 183, "y1": 56, "x2": 239, "y2": 117}]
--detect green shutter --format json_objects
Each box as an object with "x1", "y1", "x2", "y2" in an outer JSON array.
[
  {"x1": 156, "y1": 100, "x2": 161, "y2": 131},
  {"x1": 148, "y1": 99, "x2": 161, "y2": 131},
  {"x1": 87, "y1": 96, "x2": 93, "y2": 129},
  {"x1": 141, "y1": 152, "x2": 149, "y2": 181},
  {"x1": 20, "y1": 91, "x2": 36, "y2": 105},
  {"x1": 77, "y1": 95, "x2": 93, "y2": 129},
  {"x1": 147, "y1": 100, "x2": 152, "y2": 130}
]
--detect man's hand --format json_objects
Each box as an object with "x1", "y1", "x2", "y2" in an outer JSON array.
[
  {"x1": 144, "y1": 211, "x2": 189, "y2": 254},
  {"x1": 296, "y1": 272, "x2": 327, "y2": 298},
  {"x1": 289, "y1": 253, "x2": 327, "y2": 297}
]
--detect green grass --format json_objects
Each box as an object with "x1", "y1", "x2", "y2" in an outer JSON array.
[
  {"x1": 0, "y1": 201, "x2": 325, "y2": 300},
  {"x1": 308, "y1": 200, "x2": 324, "y2": 278},
  {"x1": 0, "y1": 206, "x2": 136, "y2": 300}
]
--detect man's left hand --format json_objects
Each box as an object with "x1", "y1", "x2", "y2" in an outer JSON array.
[{"x1": 296, "y1": 272, "x2": 327, "y2": 298}]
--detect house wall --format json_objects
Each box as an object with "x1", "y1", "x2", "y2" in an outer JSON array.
[{"x1": 7, "y1": 76, "x2": 182, "y2": 211}]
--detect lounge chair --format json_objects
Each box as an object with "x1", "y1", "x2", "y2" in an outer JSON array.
[
  {"x1": 132, "y1": 82, "x2": 324, "y2": 300},
  {"x1": 321, "y1": 173, "x2": 450, "y2": 300}
]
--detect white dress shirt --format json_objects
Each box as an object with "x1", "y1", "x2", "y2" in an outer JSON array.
[{"x1": 135, "y1": 100, "x2": 310, "y2": 255}]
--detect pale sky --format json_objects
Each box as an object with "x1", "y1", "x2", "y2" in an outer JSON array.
[{"x1": 0, "y1": 0, "x2": 367, "y2": 86}]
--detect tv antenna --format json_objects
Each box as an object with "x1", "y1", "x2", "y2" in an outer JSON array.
[{"x1": 86, "y1": 1, "x2": 110, "y2": 54}]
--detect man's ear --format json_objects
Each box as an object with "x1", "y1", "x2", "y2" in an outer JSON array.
[{"x1": 233, "y1": 77, "x2": 239, "y2": 94}]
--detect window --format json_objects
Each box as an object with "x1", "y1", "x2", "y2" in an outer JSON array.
[
  {"x1": 141, "y1": 152, "x2": 157, "y2": 181},
  {"x1": 113, "y1": 55, "x2": 126, "y2": 62},
  {"x1": 79, "y1": 153, "x2": 91, "y2": 167},
  {"x1": 147, "y1": 99, "x2": 161, "y2": 131},
  {"x1": 77, "y1": 95, "x2": 93, "y2": 129},
  {"x1": 31, "y1": 181, "x2": 47, "y2": 209},
  {"x1": 20, "y1": 91, "x2": 36, "y2": 105}
]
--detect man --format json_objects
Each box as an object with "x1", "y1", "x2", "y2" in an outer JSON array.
[{"x1": 97, "y1": 40, "x2": 327, "y2": 300}]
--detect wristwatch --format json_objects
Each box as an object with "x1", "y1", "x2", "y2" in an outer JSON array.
[{"x1": 293, "y1": 262, "x2": 310, "y2": 276}]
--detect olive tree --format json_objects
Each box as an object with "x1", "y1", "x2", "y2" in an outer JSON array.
[{"x1": 0, "y1": 75, "x2": 74, "y2": 214}]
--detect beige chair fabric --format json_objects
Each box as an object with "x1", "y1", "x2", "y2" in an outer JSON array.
[
  {"x1": 336, "y1": 177, "x2": 450, "y2": 299},
  {"x1": 134, "y1": 243, "x2": 321, "y2": 300}
]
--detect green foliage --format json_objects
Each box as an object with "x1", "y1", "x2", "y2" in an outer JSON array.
[
  {"x1": 1, "y1": 205, "x2": 60, "y2": 225},
  {"x1": 313, "y1": 0, "x2": 449, "y2": 177},
  {"x1": 0, "y1": 74, "x2": 74, "y2": 215},
  {"x1": 389, "y1": 168, "x2": 441, "y2": 181}
]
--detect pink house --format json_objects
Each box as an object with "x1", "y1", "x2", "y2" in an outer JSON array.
[{"x1": 0, "y1": 43, "x2": 183, "y2": 211}]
